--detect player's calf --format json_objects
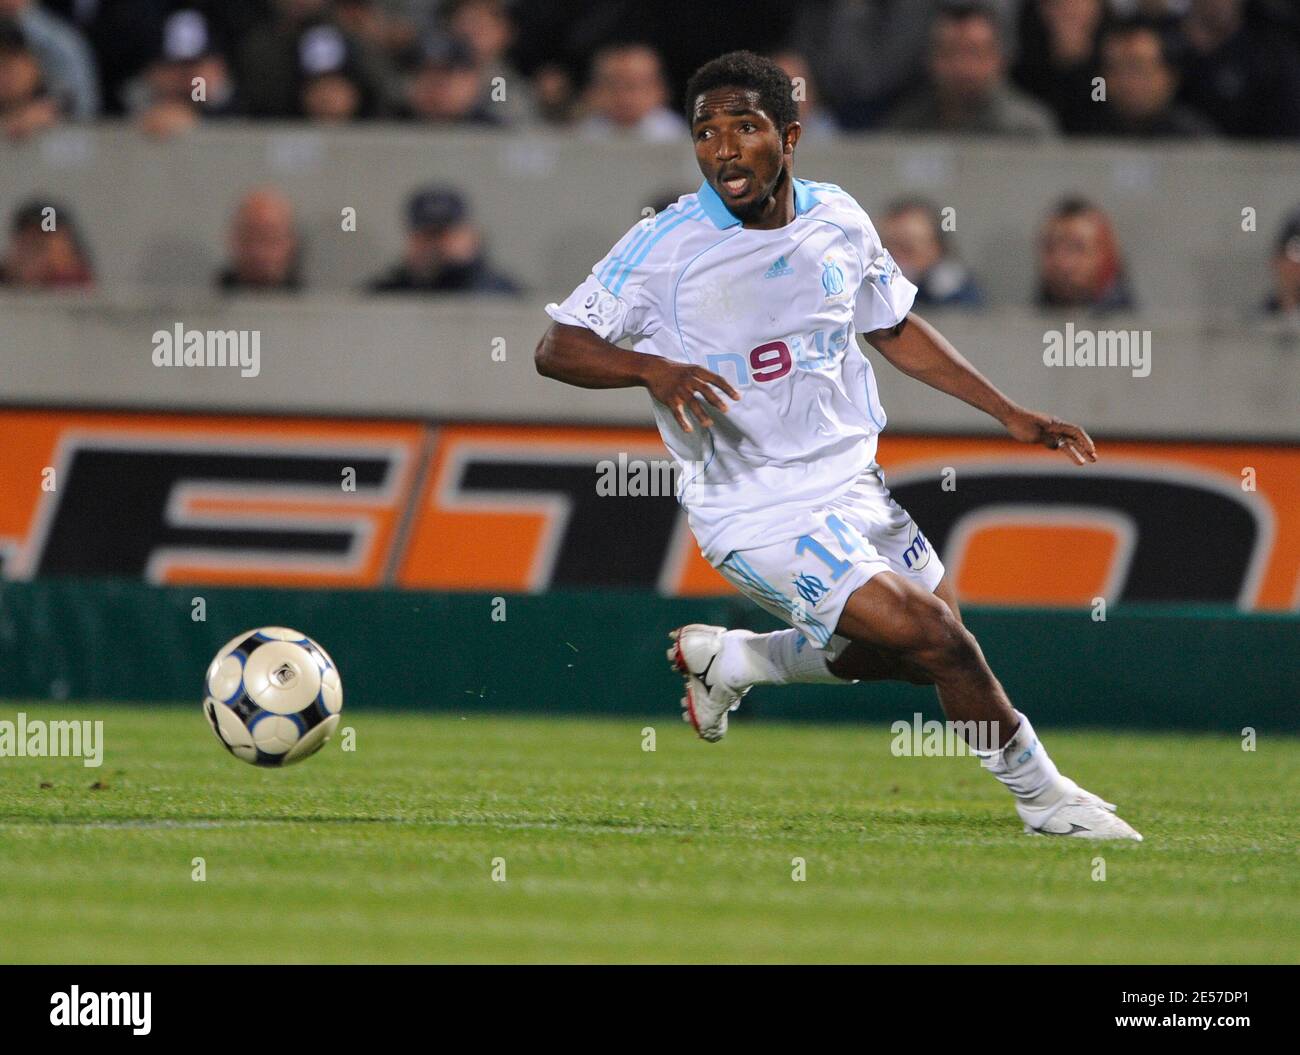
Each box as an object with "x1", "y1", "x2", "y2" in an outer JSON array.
[
  {"x1": 837, "y1": 575, "x2": 1142, "y2": 840},
  {"x1": 837, "y1": 575, "x2": 1013, "y2": 728},
  {"x1": 826, "y1": 640, "x2": 934, "y2": 685}
]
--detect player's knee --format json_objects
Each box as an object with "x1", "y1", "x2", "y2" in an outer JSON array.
[{"x1": 901, "y1": 595, "x2": 973, "y2": 674}]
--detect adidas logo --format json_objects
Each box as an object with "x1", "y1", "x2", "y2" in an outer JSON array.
[{"x1": 763, "y1": 255, "x2": 794, "y2": 279}]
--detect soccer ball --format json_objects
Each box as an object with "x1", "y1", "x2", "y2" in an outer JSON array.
[{"x1": 202, "y1": 627, "x2": 343, "y2": 767}]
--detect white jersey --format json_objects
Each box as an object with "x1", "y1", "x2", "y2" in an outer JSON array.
[{"x1": 546, "y1": 177, "x2": 917, "y2": 566}]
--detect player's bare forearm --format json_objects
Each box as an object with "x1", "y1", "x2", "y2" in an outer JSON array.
[
  {"x1": 864, "y1": 312, "x2": 1017, "y2": 424},
  {"x1": 535, "y1": 322, "x2": 740, "y2": 433},
  {"x1": 864, "y1": 312, "x2": 1098, "y2": 464},
  {"x1": 535, "y1": 321, "x2": 661, "y2": 389}
]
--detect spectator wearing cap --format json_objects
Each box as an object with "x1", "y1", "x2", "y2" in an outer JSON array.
[
  {"x1": 887, "y1": 2, "x2": 1058, "y2": 138},
  {"x1": 398, "y1": 33, "x2": 503, "y2": 125},
  {"x1": 238, "y1": 0, "x2": 391, "y2": 118},
  {"x1": 880, "y1": 199, "x2": 986, "y2": 310},
  {"x1": 296, "y1": 20, "x2": 384, "y2": 121},
  {"x1": 1264, "y1": 211, "x2": 1300, "y2": 317},
  {"x1": 368, "y1": 187, "x2": 522, "y2": 295},
  {"x1": 1179, "y1": 0, "x2": 1300, "y2": 140},
  {"x1": 1036, "y1": 196, "x2": 1136, "y2": 313},
  {"x1": 217, "y1": 188, "x2": 302, "y2": 294},
  {"x1": 0, "y1": 198, "x2": 94, "y2": 290},
  {"x1": 0, "y1": 17, "x2": 58, "y2": 140},
  {"x1": 578, "y1": 43, "x2": 687, "y2": 142},
  {"x1": 131, "y1": 8, "x2": 241, "y2": 138},
  {"x1": 0, "y1": 0, "x2": 97, "y2": 118},
  {"x1": 1076, "y1": 19, "x2": 1215, "y2": 138}
]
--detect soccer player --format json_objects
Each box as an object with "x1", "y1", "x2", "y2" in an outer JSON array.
[{"x1": 536, "y1": 51, "x2": 1140, "y2": 841}]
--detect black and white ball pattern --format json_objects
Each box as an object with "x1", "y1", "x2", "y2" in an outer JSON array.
[{"x1": 203, "y1": 627, "x2": 343, "y2": 767}]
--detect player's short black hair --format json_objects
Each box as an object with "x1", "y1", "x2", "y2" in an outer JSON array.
[{"x1": 683, "y1": 50, "x2": 798, "y2": 132}]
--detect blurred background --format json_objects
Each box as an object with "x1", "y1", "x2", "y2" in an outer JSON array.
[{"x1": 0, "y1": 0, "x2": 1296, "y2": 727}]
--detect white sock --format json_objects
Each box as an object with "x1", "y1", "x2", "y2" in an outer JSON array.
[
  {"x1": 716, "y1": 629, "x2": 849, "y2": 689},
  {"x1": 971, "y1": 711, "x2": 1069, "y2": 810}
]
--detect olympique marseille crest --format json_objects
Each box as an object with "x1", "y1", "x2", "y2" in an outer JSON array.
[{"x1": 821, "y1": 256, "x2": 846, "y2": 298}]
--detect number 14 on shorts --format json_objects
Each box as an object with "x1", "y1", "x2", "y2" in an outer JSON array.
[{"x1": 795, "y1": 513, "x2": 867, "y2": 581}]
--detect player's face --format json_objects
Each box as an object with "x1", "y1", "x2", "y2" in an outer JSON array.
[{"x1": 691, "y1": 87, "x2": 796, "y2": 222}]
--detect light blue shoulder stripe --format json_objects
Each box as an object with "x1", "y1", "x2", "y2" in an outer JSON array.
[
  {"x1": 597, "y1": 205, "x2": 676, "y2": 284},
  {"x1": 608, "y1": 205, "x2": 705, "y2": 294},
  {"x1": 597, "y1": 197, "x2": 701, "y2": 287},
  {"x1": 608, "y1": 206, "x2": 705, "y2": 295},
  {"x1": 802, "y1": 179, "x2": 845, "y2": 195}
]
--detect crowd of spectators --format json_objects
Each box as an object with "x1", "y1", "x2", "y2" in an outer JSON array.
[
  {"x1": 0, "y1": 182, "x2": 524, "y2": 297},
  {"x1": 0, "y1": 0, "x2": 1296, "y2": 141},
  {"x1": 5, "y1": 183, "x2": 1298, "y2": 320},
  {"x1": 3, "y1": 1, "x2": 1297, "y2": 317}
]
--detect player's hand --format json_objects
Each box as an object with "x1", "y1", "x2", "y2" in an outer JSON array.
[
  {"x1": 1004, "y1": 407, "x2": 1097, "y2": 465},
  {"x1": 642, "y1": 359, "x2": 740, "y2": 433}
]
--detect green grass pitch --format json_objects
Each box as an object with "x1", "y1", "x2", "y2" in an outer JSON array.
[{"x1": 1, "y1": 702, "x2": 1296, "y2": 964}]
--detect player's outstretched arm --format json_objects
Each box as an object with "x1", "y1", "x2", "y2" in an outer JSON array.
[
  {"x1": 863, "y1": 312, "x2": 1097, "y2": 465},
  {"x1": 535, "y1": 322, "x2": 740, "y2": 432}
]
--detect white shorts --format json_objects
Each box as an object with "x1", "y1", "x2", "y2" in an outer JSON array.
[{"x1": 716, "y1": 464, "x2": 946, "y2": 654}]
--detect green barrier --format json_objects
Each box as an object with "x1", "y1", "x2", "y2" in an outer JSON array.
[{"x1": 0, "y1": 579, "x2": 1295, "y2": 732}]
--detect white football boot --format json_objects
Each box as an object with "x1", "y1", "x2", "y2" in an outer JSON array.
[
  {"x1": 1019, "y1": 779, "x2": 1143, "y2": 841},
  {"x1": 667, "y1": 624, "x2": 748, "y2": 742}
]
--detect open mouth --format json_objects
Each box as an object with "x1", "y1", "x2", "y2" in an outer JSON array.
[{"x1": 718, "y1": 172, "x2": 751, "y2": 199}]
